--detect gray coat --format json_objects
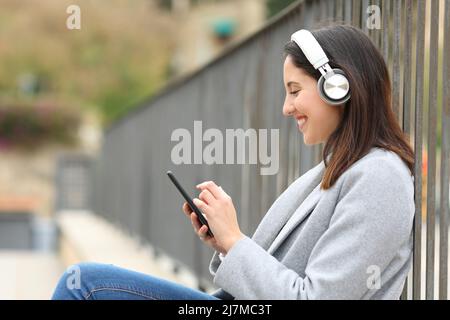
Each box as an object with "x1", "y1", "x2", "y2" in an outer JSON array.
[{"x1": 209, "y1": 147, "x2": 415, "y2": 300}]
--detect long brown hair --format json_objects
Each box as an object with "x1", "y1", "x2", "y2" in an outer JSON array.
[{"x1": 283, "y1": 25, "x2": 414, "y2": 190}]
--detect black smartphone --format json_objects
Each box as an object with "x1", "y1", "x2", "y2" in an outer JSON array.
[{"x1": 166, "y1": 171, "x2": 213, "y2": 237}]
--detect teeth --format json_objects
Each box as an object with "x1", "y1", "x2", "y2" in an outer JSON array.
[{"x1": 297, "y1": 117, "x2": 307, "y2": 129}]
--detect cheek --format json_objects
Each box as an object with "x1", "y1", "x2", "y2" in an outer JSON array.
[
  {"x1": 294, "y1": 90, "x2": 341, "y2": 134},
  {"x1": 293, "y1": 90, "x2": 318, "y2": 112},
  {"x1": 296, "y1": 90, "x2": 329, "y2": 121},
  {"x1": 311, "y1": 106, "x2": 341, "y2": 133},
  {"x1": 298, "y1": 90, "x2": 317, "y2": 104}
]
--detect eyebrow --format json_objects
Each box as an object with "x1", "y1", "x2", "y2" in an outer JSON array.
[{"x1": 287, "y1": 81, "x2": 300, "y2": 87}]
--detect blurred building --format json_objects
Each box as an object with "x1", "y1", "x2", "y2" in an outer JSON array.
[
  {"x1": 165, "y1": 0, "x2": 266, "y2": 76},
  {"x1": 0, "y1": 109, "x2": 101, "y2": 251}
]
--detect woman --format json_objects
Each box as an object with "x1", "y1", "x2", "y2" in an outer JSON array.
[{"x1": 52, "y1": 24, "x2": 415, "y2": 300}]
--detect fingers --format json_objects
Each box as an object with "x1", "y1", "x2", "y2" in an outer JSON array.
[
  {"x1": 196, "y1": 181, "x2": 222, "y2": 199},
  {"x1": 199, "y1": 188, "x2": 215, "y2": 205},
  {"x1": 190, "y1": 213, "x2": 210, "y2": 241},
  {"x1": 187, "y1": 202, "x2": 211, "y2": 242},
  {"x1": 193, "y1": 198, "x2": 211, "y2": 215},
  {"x1": 182, "y1": 202, "x2": 193, "y2": 216},
  {"x1": 198, "y1": 225, "x2": 210, "y2": 239},
  {"x1": 217, "y1": 186, "x2": 230, "y2": 198},
  {"x1": 190, "y1": 213, "x2": 201, "y2": 231}
]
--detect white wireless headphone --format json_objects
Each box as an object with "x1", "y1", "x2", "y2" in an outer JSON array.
[{"x1": 290, "y1": 29, "x2": 351, "y2": 105}]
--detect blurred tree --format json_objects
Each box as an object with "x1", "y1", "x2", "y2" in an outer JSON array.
[
  {"x1": 0, "y1": 102, "x2": 81, "y2": 151},
  {"x1": 157, "y1": 0, "x2": 202, "y2": 11},
  {"x1": 266, "y1": 0, "x2": 298, "y2": 19},
  {"x1": 0, "y1": 0, "x2": 177, "y2": 126},
  {"x1": 158, "y1": 0, "x2": 173, "y2": 10}
]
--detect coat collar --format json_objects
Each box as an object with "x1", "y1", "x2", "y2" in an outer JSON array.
[
  {"x1": 267, "y1": 182, "x2": 323, "y2": 254},
  {"x1": 251, "y1": 160, "x2": 326, "y2": 251}
]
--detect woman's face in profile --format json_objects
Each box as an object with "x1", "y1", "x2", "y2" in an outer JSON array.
[{"x1": 282, "y1": 55, "x2": 344, "y2": 145}]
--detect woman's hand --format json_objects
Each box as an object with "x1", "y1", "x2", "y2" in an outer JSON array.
[
  {"x1": 181, "y1": 181, "x2": 244, "y2": 254},
  {"x1": 182, "y1": 202, "x2": 228, "y2": 254}
]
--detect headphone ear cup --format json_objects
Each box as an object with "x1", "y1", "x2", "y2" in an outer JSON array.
[{"x1": 317, "y1": 68, "x2": 351, "y2": 105}]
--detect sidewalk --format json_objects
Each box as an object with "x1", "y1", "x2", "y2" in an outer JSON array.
[
  {"x1": 0, "y1": 251, "x2": 64, "y2": 300},
  {"x1": 0, "y1": 210, "x2": 214, "y2": 300}
]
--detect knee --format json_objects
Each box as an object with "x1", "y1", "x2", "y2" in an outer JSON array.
[{"x1": 51, "y1": 262, "x2": 105, "y2": 300}]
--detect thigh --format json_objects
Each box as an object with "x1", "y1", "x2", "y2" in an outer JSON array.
[{"x1": 67, "y1": 262, "x2": 220, "y2": 300}]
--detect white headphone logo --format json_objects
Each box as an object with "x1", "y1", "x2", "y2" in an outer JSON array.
[{"x1": 290, "y1": 29, "x2": 351, "y2": 105}]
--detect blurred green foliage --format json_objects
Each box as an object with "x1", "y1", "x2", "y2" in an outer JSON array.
[
  {"x1": 266, "y1": 0, "x2": 298, "y2": 19},
  {"x1": 0, "y1": 0, "x2": 176, "y2": 126},
  {"x1": 0, "y1": 102, "x2": 81, "y2": 151}
]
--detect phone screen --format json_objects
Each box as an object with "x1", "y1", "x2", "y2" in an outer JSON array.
[{"x1": 167, "y1": 171, "x2": 213, "y2": 237}]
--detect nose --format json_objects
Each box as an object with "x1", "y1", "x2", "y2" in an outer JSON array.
[{"x1": 282, "y1": 100, "x2": 295, "y2": 117}]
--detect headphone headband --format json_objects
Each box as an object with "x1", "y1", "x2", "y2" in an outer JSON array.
[{"x1": 290, "y1": 29, "x2": 329, "y2": 70}]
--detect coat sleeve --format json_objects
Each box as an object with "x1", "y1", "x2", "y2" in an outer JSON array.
[
  {"x1": 211, "y1": 159, "x2": 415, "y2": 299},
  {"x1": 208, "y1": 251, "x2": 235, "y2": 299}
]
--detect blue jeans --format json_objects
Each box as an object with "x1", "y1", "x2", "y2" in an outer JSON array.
[{"x1": 51, "y1": 262, "x2": 220, "y2": 300}]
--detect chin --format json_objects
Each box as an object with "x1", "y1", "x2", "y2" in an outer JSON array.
[
  {"x1": 303, "y1": 136, "x2": 321, "y2": 146},
  {"x1": 303, "y1": 136, "x2": 313, "y2": 145}
]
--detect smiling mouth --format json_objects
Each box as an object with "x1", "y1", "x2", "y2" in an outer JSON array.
[{"x1": 296, "y1": 115, "x2": 308, "y2": 131}]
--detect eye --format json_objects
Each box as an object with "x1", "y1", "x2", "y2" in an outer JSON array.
[{"x1": 290, "y1": 90, "x2": 300, "y2": 96}]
